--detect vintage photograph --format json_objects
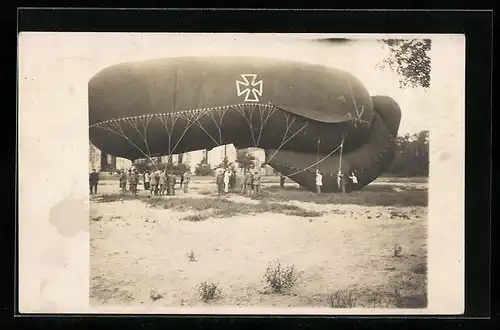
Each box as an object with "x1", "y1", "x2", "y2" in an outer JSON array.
[{"x1": 87, "y1": 34, "x2": 432, "y2": 309}]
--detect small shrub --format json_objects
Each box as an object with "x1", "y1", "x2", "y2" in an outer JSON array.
[
  {"x1": 412, "y1": 262, "x2": 427, "y2": 275},
  {"x1": 195, "y1": 163, "x2": 215, "y2": 176},
  {"x1": 181, "y1": 214, "x2": 208, "y2": 222},
  {"x1": 149, "y1": 290, "x2": 164, "y2": 301},
  {"x1": 393, "y1": 244, "x2": 403, "y2": 257},
  {"x1": 264, "y1": 260, "x2": 302, "y2": 293},
  {"x1": 196, "y1": 281, "x2": 222, "y2": 302},
  {"x1": 390, "y1": 287, "x2": 405, "y2": 308},
  {"x1": 187, "y1": 250, "x2": 197, "y2": 261},
  {"x1": 329, "y1": 289, "x2": 358, "y2": 308}
]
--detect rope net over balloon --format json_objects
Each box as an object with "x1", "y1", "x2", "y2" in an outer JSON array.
[{"x1": 90, "y1": 103, "x2": 353, "y2": 179}]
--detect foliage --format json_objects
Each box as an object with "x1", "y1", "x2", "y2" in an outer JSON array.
[
  {"x1": 196, "y1": 281, "x2": 222, "y2": 302},
  {"x1": 387, "y1": 130, "x2": 429, "y2": 177},
  {"x1": 195, "y1": 163, "x2": 215, "y2": 176},
  {"x1": 235, "y1": 150, "x2": 256, "y2": 170},
  {"x1": 377, "y1": 39, "x2": 431, "y2": 89},
  {"x1": 264, "y1": 260, "x2": 302, "y2": 293},
  {"x1": 329, "y1": 289, "x2": 358, "y2": 308},
  {"x1": 132, "y1": 158, "x2": 190, "y2": 175}
]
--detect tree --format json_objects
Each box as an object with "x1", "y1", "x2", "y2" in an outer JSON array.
[
  {"x1": 195, "y1": 162, "x2": 214, "y2": 176},
  {"x1": 235, "y1": 150, "x2": 256, "y2": 170},
  {"x1": 387, "y1": 130, "x2": 429, "y2": 177},
  {"x1": 377, "y1": 39, "x2": 431, "y2": 89},
  {"x1": 132, "y1": 158, "x2": 191, "y2": 175}
]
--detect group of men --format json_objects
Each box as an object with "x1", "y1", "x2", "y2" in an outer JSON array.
[
  {"x1": 90, "y1": 165, "x2": 360, "y2": 197},
  {"x1": 117, "y1": 168, "x2": 191, "y2": 197},
  {"x1": 315, "y1": 169, "x2": 359, "y2": 194},
  {"x1": 214, "y1": 167, "x2": 236, "y2": 196},
  {"x1": 240, "y1": 169, "x2": 262, "y2": 196},
  {"x1": 213, "y1": 167, "x2": 263, "y2": 197}
]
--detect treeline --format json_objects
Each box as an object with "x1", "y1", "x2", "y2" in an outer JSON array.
[{"x1": 386, "y1": 130, "x2": 429, "y2": 177}]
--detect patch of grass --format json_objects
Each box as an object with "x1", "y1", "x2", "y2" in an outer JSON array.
[
  {"x1": 198, "y1": 191, "x2": 212, "y2": 195},
  {"x1": 148, "y1": 197, "x2": 323, "y2": 221},
  {"x1": 324, "y1": 280, "x2": 427, "y2": 309},
  {"x1": 329, "y1": 289, "x2": 358, "y2": 308},
  {"x1": 180, "y1": 214, "x2": 210, "y2": 222},
  {"x1": 264, "y1": 260, "x2": 302, "y2": 293},
  {"x1": 253, "y1": 184, "x2": 427, "y2": 207},
  {"x1": 196, "y1": 281, "x2": 222, "y2": 302},
  {"x1": 412, "y1": 262, "x2": 427, "y2": 275}
]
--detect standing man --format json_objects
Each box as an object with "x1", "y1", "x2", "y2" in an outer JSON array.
[
  {"x1": 223, "y1": 169, "x2": 231, "y2": 194},
  {"x1": 118, "y1": 170, "x2": 127, "y2": 192},
  {"x1": 348, "y1": 171, "x2": 358, "y2": 191},
  {"x1": 244, "y1": 169, "x2": 254, "y2": 197},
  {"x1": 179, "y1": 171, "x2": 184, "y2": 189},
  {"x1": 279, "y1": 173, "x2": 286, "y2": 188},
  {"x1": 168, "y1": 172, "x2": 176, "y2": 196},
  {"x1": 216, "y1": 168, "x2": 225, "y2": 196},
  {"x1": 337, "y1": 170, "x2": 346, "y2": 193},
  {"x1": 315, "y1": 169, "x2": 323, "y2": 194},
  {"x1": 183, "y1": 171, "x2": 191, "y2": 193},
  {"x1": 127, "y1": 169, "x2": 134, "y2": 193},
  {"x1": 253, "y1": 170, "x2": 262, "y2": 196},
  {"x1": 150, "y1": 170, "x2": 158, "y2": 196},
  {"x1": 159, "y1": 170, "x2": 167, "y2": 196},
  {"x1": 89, "y1": 169, "x2": 99, "y2": 195},
  {"x1": 144, "y1": 171, "x2": 151, "y2": 192},
  {"x1": 240, "y1": 169, "x2": 247, "y2": 195},
  {"x1": 130, "y1": 169, "x2": 139, "y2": 196}
]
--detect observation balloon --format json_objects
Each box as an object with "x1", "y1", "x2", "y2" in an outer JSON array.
[{"x1": 88, "y1": 56, "x2": 401, "y2": 193}]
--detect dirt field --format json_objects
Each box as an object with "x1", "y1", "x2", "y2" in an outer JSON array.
[{"x1": 90, "y1": 176, "x2": 427, "y2": 309}]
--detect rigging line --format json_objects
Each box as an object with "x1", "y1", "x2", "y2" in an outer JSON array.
[
  {"x1": 338, "y1": 132, "x2": 346, "y2": 172},
  {"x1": 232, "y1": 104, "x2": 257, "y2": 147},
  {"x1": 183, "y1": 109, "x2": 220, "y2": 146},
  {"x1": 169, "y1": 109, "x2": 210, "y2": 156},
  {"x1": 347, "y1": 80, "x2": 369, "y2": 127},
  {"x1": 190, "y1": 118, "x2": 220, "y2": 146},
  {"x1": 99, "y1": 122, "x2": 159, "y2": 170},
  {"x1": 139, "y1": 116, "x2": 154, "y2": 156},
  {"x1": 286, "y1": 134, "x2": 347, "y2": 178},
  {"x1": 125, "y1": 118, "x2": 152, "y2": 156},
  {"x1": 347, "y1": 80, "x2": 359, "y2": 115},
  {"x1": 157, "y1": 114, "x2": 179, "y2": 156},
  {"x1": 255, "y1": 104, "x2": 275, "y2": 147},
  {"x1": 316, "y1": 136, "x2": 321, "y2": 169},
  {"x1": 217, "y1": 106, "x2": 230, "y2": 144},
  {"x1": 266, "y1": 123, "x2": 307, "y2": 165},
  {"x1": 265, "y1": 114, "x2": 304, "y2": 164},
  {"x1": 205, "y1": 109, "x2": 223, "y2": 145}
]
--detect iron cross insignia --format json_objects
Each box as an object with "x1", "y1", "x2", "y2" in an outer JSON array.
[{"x1": 236, "y1": 74, "x2": 263, "y2": 102}]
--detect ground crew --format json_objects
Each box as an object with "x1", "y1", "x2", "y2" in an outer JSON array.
[
  {"x1": 118, "y1": 170, "x2": 127, "y2": 192},
  {"x1": 167, "y1": 172, "x2": 176, "y2": 196},
  {"x1": 183, "y1": 171, "x2": 191, "y2": 193},
  {"x1": 216, "y1": 168, "x2": 225, "y2": 196},
  {"x1": 89, "y1": 169, "x2": 99, "y2": 195},
  {"x1": 244, "y1": 169, "x2": 254, "y2": 197},
  {"x1": 316, "y1": 169, "x2": 323, "y2": 194},
  {"x1": 253, "y1": 170, "x2": 262, "y2": 196},
  {"x1": 159, "y1": 170, "x2": 167, "y2": 196}
]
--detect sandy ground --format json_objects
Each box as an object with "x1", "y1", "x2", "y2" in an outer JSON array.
[{"x1": 90, "y1": 179, "x2": 427, "y2": 309}]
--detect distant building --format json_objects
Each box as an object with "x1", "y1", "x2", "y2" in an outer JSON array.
[
  {"x1": 89, "y1": 143, "x2": 274, "y2": 175},
  {"x1": 89, "y1": 143, "x2": 131, "y2": 173}
]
